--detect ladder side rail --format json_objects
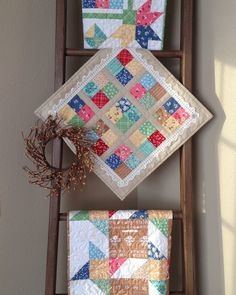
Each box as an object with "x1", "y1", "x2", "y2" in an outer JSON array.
[
  {"x1": 180, "y1": 0, "x2": 196, "y2": 294},
  {"x1": 45, "y1": 1, "x2": 67, "y2": 295}
]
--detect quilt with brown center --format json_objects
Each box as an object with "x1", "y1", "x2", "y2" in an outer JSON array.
[{"x1": 68, "y1": 210, "x2": 173, "y2": 295}]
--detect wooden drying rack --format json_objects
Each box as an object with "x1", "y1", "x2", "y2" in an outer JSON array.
[{"x1": 45, "y1": 1, "x2": 195, "y2": 294}]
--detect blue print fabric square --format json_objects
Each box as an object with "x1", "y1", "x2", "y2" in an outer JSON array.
[
  {"x1": 85, "y1": 130, "x2": 99, "y2": 142},
  {"x1": 140, "y1": 73, "x2": 156, "y2": 90},
  {"x1": 163, "y1": 98, "x2": 181, "y2": 114},
  {"x1": 82, "y1": 0, "x2": 96, "y2": 9},
  {"x1": 105, "y1": 154, "x2": 122, "y2": 170},
  {"x1": 136, "y1": 25, "x2": 161, "y2": 49},
  {"x1": 68, "y1": 95, "x2": 85, "y2": 112},
  {"x1": 116, "y1": 97, "x2": 132, "y2": 113},
  {"x1": 110, "y1": 0, "x2": 124, "y2": 9},
  {"x1": 125, "y1": 154, "x2": 141, "y2": 169},
  {"x1": 116, "y1": 68, "x2": 133, "y2": 86}
]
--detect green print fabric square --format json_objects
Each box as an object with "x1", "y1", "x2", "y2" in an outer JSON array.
[
  {"x1": 116, "y1": 116, "x2": 133, "y2": 133},
  {"x1": 140, "y1": 92, "x2": 156, "y2": 110},
  {"x1": 139, "y1": 121, "x2": 156, "y2": 136},
  {"x1": 103, "y1": 82, "x2": 118, "y2": 100}
]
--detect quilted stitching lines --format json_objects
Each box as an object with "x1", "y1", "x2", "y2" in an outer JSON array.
[{"x1": 69, "y1": 210, "x2": 172, "y2": 294}]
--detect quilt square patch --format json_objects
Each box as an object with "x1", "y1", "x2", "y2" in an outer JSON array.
[
  {"x1": 103, "y1": 82, "x2": 119, "y2": 100},
  {"x1": 36, "y1": 48, "x2": 212, "y2": 200},
  {"x1": 114, "y1": 163, "x2": 132, "y2": 179},
  {"x1": 68, "y1": 95, "x2": 85, "y2": 112},
  {"x1": 106, "y1": 97, "x2": 141, "y2": 134},
  {"x1": 92, "y1": 138, "x2": 109, "y2": 156},
  {"x1": 58, "y1": 105, "x2": 77, "y2": 123},
  {"x1": 130, "y1": 83, "x2": 147, "y2": 100},
  {"x1": 83, "y1": 81, "x2": 99, "y2": 97},
  {"x1": 92, "y1": 91, "x2": 110, "y2": 108},
  {"x1": 140, "y1": 92, "x2": 156, "y2": 110},
  {"x1": 124, "y1": 105, "x2": 141, "y2": 123},
  {"x1": 116, "y1": 68, "x2": 133, "y2": 86},
  {"x1": 102, "y1": 129, "x2": 118, "y2": 146},
  {"x1": 114, "y1": 145, "x2": 132, "y2": 161},
  {"x1": 68, "y1": 115, "x2": 85, "y2": 127},
  {"x1": 77, "y1": 104, "x2": 95, "y2": 123},
  {"x1": 140, "y1": 72, "x2": 156, "y2": 90},
  {"x1": 82, "y1": 0, "x2": 168, "y2": 50},
  {"x1": 68, "y1": 210, "x2": 173, "y2": 295},
  {"x1": 139, "y1": 140, "x2": 156, "y2": 156}
]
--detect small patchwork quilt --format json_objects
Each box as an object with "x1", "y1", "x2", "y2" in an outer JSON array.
[
  {"x1": 82, "y1": 0, "x2": 167, "y2": 49},
  {"x1": 35, "y1": 48, "x2": 212, "y2": 200},
  {"x1": 68, "y1": 210, "x2": 173, "y2": 295}
]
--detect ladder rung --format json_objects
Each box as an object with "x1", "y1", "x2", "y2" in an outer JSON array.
[
  {"x1": 59, "y1": 210, "x2": 183, "y2": 221},
  {"x1": 66, "y1": 48, "x2": 183, "y2": 58}
]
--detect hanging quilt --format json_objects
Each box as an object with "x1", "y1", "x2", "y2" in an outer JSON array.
[
  {"x1": 82, "y1": 0, "x2": 168, "y2": 49},
  {"x1": 35, "y1": 48, "x2": 212, "y2": 200},
  {"x1": 68, "y1": 210, "x2": 173, "y2": 295}
]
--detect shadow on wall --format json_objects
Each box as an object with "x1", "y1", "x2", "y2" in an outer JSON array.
[{"x1": 193, "y1": 0, "x2": 236, "y2": 294}]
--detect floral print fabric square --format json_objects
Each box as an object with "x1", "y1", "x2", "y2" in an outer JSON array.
[
  {"x1": 68, "y1": 210, "x2": 173, "y2": 295},
  {"x1": 82, "y1": 0, "x2": 168, "y2": 50},
  {"x1": 35, "y1": 48, "x2": 212, "y2": 200}
]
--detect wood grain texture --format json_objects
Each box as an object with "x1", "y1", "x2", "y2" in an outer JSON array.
[
  {"x1": 180, "y1": 0, "x2": 196, "y2": 294},
  {"x1": 45, "y1": 1, "x2": 67, "y2": 295}
]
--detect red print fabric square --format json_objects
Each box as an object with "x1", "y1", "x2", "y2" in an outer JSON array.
[
  {"x1": 116, "y1": 49, "x2": 133, "y2": 66},
  {"x1": 77, "y1": 105, "x2": 95, "y2": 122},
  {"x1": 92, "y1": 139, "x2": 109, "y2": 156},
  {"x1": 130, "y1": 83, "x2": 147, "y2": 100},
  {"x1": 148, "y1": 130, "x2": 166, "y2": 147},
  {"x1": 92, "y1": 91, "x2": 110, "y2": 109},
  {"x1": 96, "y1": 0, "x2": 109, "y2": 8}
]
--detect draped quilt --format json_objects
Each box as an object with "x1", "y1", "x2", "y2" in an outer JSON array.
[{"x1": 68, "y1": 210, "x2": 173, "y2": 295}]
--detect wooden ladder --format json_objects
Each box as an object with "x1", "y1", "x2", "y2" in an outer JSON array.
[{"x1": 45, "y1": 0, "x2": 195, "y2": 294}]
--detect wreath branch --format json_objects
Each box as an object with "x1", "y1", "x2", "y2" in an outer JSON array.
[{"x1": 22, "y1": 116, "x2": 94, "y2": 197}]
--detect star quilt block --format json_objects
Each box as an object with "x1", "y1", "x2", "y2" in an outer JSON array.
[
  {"x1": 35, "y1": 48, "x2": 212, "y2": 200},
  {"x1": 68, "y1": 210, "x2": 173, "y2": 295},
  {"x1": 82, "y1": 0, "x2": 168, "y2": 49}
]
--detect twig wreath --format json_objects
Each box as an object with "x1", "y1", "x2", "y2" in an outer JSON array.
[{"x1": 22, "y1": 116, "x2": 94, "y2": 197}]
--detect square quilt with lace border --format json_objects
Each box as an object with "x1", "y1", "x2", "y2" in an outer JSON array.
[{"x1": 35, "y1": 48, "x2": 212, "y2": 200}]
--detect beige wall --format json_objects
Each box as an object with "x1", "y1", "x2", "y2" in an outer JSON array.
[{"x1": 0, "y1": 0, "x2": 235, "y2": 294}]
